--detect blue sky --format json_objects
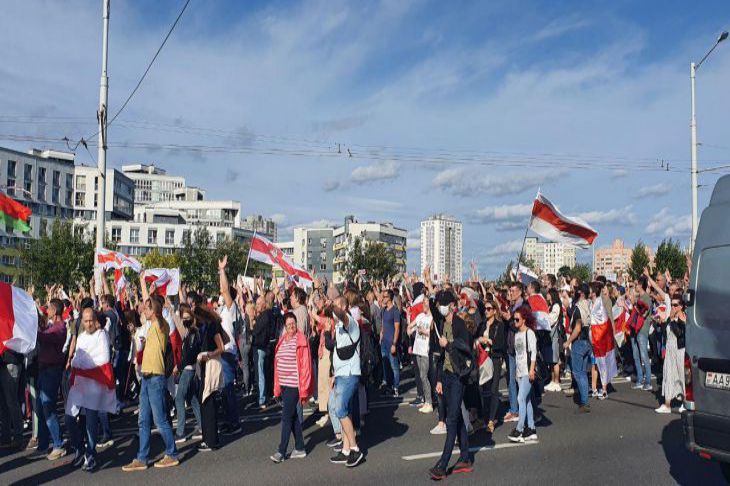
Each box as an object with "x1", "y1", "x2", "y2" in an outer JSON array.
[{"x1": 1, "y1": 0, "x2": 729, "y2": 278}]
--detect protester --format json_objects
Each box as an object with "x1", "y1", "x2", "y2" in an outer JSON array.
[
  {"x1": 379, "y1": 289, "x2": 401, "y2": 397},
  {"x1": 194, "y1": 304, "x2": 226, "y2": 451},
  {"x1": 478, "y1": 298, "x2": 505, "y2": 433},
  {"x1": 656, "y1": 294, "x2": 686, "y2": 414},
  {"x1": 563, "y1": 284, "x2": 592, "y2": 413},
  {"x1": 508, "y1": 306, "x2": 538, "y2": 443},
  {"x1": 631, "y1": 276, "x2": 653, "y2": 391},
  {"x1": 545, "y1": 289, "x2": 563, "y2": 392},
  {"x1": 171, "y1": 303, "x2": 203, "y2": 442},
  {"x1": 217, "y1": 256, "x2": 242, "y2": 435},
  {"x1": 252, "y1": 296, "x2": 274, "y2": 409}
]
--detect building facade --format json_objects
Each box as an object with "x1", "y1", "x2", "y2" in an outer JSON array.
[
  {"x1": 524, "y1": 237, "x2": 577, "y2": 276},
  {"x1": 73, "y1": 165, "x2": 135, "y2": 223},
  {"x1": 121, "y1": 164, "x2": 186, "y2": 206},
  {"x1": 420, "y1": 214, "x2": 463, "y2": 283},
  {"x1": 594, "y1": 238, "x2": 655, "y2": 280},
  {"x1": 241, "y1": 214, "x2": 278, "y2": 242}
]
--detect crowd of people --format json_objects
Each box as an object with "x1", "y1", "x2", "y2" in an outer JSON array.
[{"x1": 0, "y1": 255, "x2": 689, "y2": 480}]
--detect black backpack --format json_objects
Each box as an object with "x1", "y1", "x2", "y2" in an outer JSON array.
[{"x1": 359, "y1": 330, "x2": 378, "y2": 379}]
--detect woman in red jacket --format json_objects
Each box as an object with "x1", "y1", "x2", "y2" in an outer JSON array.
[{"x1": 270, "y1": 312, "x2": 313, "y2": 463}]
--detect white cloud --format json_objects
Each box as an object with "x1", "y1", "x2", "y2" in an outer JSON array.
[
  {"x1": 646, "y1": 208, "x2": 691, "y2": 237},
  {"x1": 407, "y1": 228, "x2": 421, "y2": 250},
  {"x1": 577, "y1": 205, "x2": 637, "y2": 225},
  {"x1": 486, "y1": 239, "x2": 524, "y2": 256},
  {"x1": 612, "y1": 169, "x2": 628, "y2": 178},
  {"x1": 433, "y1": 168, "x2": 565, "y2": 197},
  {"x1": 350, "y1": 160, "x2": 399, "y2": 183},
  {"x1": 473, "y1": 203, "x2": 532, "y2": 223},
  {"x1": 637, "y1": 183, "x2": 672, "y2": 197},
  {"x1": 532, "y1": 15, "x2": 591, "y2": 42},
  {"x1": 270, "y1": 213, "x2": 287, "y2": 225},
  {"x1": 322, "y1": 180, "x2": 341, "y2": 192}
]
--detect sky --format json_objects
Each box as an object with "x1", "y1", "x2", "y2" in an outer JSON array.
[{"x1": 1, "y1": 0, "x2": 729, "y2": 278}]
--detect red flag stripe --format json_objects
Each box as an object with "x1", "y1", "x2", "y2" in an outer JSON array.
[
  {"x1": 70, "y1": 363, "x2": 115, "y2": 389},
  {"x1": 0, "y1": 283, "x2": 15, "y2": 355},
  {"x1": 0, "y1": 193, "x2": 31, "y2": 222},
  {"x1": 532, "y1": 196, "x2": 597, "y2": 244}
]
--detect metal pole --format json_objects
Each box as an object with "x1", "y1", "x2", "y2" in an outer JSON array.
[
  {"x1": 96, "y1": 0, "x2": 110, "y2": 259},
  {"x1": 690, "y1": 62, "x2": 698, "y2": 253}
]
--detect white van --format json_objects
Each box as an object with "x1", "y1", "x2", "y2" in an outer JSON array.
[{"x1": 683, "y1": 174, "x2": 730, "y2": 481}]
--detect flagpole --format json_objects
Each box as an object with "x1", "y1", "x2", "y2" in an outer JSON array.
[
  {"x1": 242, "y1": 230, "x2": 256, "y2": 278},
  {"x1": 515, "y1": 188, "x2": 540, "y2": 277}
]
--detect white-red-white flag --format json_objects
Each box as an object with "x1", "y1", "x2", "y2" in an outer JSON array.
[
  {"x1": 0, "y1": 283, "x2": 38, "y2": 355},
  {"x1": 249, "y1": 234, "x2": 313, "y2": 286},
  {"x1": 529, "y1": 193, "x2": 598, "y2": 248},
  {"x1": 96, "y1": 248, "x2": 142, "y2": 273},
  {"x1": 144, "y1": 268, "x2": 180, "y2": 296},
  {"x1": 527, "y1": 293, "x2": 551, "y2": 331},
  {"x1": 65, "y1": 329, "x2": 117, "y2": 416}
]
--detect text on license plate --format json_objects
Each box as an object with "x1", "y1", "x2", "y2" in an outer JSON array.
[{"x1": 705, "y1": 372, "x2": 730, "y2": 390}]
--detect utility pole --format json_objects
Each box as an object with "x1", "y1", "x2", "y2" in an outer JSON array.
[
  {"x1": 690, "y1": 61, "x2": 698, "y2": 254},
  {"x1": 96, "y1": 0, "x2": 110, "y2": 258}
]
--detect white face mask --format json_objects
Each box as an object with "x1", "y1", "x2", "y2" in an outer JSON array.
[{"x1": 439, "y1": 305, "x2": 451, "y2": 317}]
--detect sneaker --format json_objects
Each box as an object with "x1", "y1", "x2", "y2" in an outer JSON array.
[
  {"x1": 392, "y1": 388, "x2": 400, "y2": 398},
  {"x1": 655, "y1": 405, "x2": 671, "y2": 414},
  {"x1": 643, "y1": 384, "x2": 653, "y2": 392},
  {"x1": 486, "y1": 420, "x2": 495, "y2": 433},
  {"x1": 626, "y1": 376, "x2": 633, "y2": 382},
  {"x1": 326, "y1": 437, "x2": 343, "y2": 448},
  {"x1": 198, "y1": 442, "x2": 213, "y2": 452},
  {"x1": 97, "y1": 438, "x2": 114, "y2": 449},
  {"x1": 346, "y1": 449, "x2": 364, "y2": 467},
  {"x1": 632, "y1": 383, "x2": 644, "y2": 390},
  {"x1": 576, "y1": 405, "x2": 591, "y2": 414},
  {"x1": 82, "y1": 456, "x2": 97, "y2": 472},
  {"x1": 452, "y1": 460, "x2": 474, "y2": 474},
  {"x1": 270, "y1": 451, "x2": 284, "y2": 463},
  {"x1": 72, "y1": 450, "x2": 85, "y2": 468},
  {"x1": 508, "y1": 428, "x2": 525, "y2": 443},
  {"x1": 290, "y1": 449, "x2": 306, "y2": 459},
  {"x1": 330, "y1": 451, "x2": 348, "y2": 464},
  {"x1": 590, "y1": 389, "x2": 598, "y2": 398},
  {"x1": 430, "y1": 423, "x2": 447, "y2": 435},
  {"x1": 419, "y1": 404, "x2": 434, "y2": 414},
  {"x1": 410, "y1": 397, "x2": 424, "y2": 407},
  {"x1": 429, "y1": 465, "x2": 447, "y2": 481},
  {"x1": 191, "y1": 430, "x2": 203, "y2": 441},
  {"x1": 25, "y1": 437, "x2": 38, "y2": 450},
  {"x1": 679, "y1": 405, "x2": 687, "y2": 413},
  {"x1": 545, "y1": 382, "x2": 562, "y2": 392},
  {"x1": 503, "y1": 412, "x2": 519, "y2": 423},
  {"x1": 259, "y1": 404, "x2": 267, "y2": 410},
  {"x1": 122, "y1": 459, "x2": 148, "y2": 472},
  {"x1": 316, "y1": 415, "x2": 330, "y2": 428},
  {"x1": 47, "y1": 448, "x2": 66, "y2": 461},
  {"x1": 522, "y1": 427, "x2": 538, "y2": 441},
  {"x1": 333, "y1": 443, "x2": 343, "y2": 453},
  {"x1": 154, "y1": 455, "x2": 180, "y2": 468},
  {"x1": 175, "y1": 435, "x2": 187, "y2": 444},
  {"x1": 598, "y1": 391, "x2": 607, "y2": 400}
]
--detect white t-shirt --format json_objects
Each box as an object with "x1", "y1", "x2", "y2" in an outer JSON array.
[
  {"x1": 219, "y1": 303, "x2": 237, "y2": 354},
  {"x1": 514, "y1": 328, "x2": 537, "y2": 379},
  {"x1": 412, "y1": 313, "x2": 432, "y2": 357}
]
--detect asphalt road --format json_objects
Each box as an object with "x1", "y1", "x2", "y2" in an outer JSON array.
[{"x1": 1, "y1": 369, "x2": 725, "y2": 486}]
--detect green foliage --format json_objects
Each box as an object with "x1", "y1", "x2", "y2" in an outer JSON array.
[
  {"x1": 344, "y1": 237, "x2": 398, "y2": 283},
  {"x1": 570, "y1": 263, "x2": 592, "y2": 283},
  {"x1": 558, "y1": 265, "x2": 572, "y2": 277},
  {"x1": 654, "y1": 238, "x2": 688, "y2": 280},
  {"x1": 629, "y1": 241, "x2": 651, "y2": 281},
  {"x1": 20, "y1": 220, "x2": 94, "y2": 293}
]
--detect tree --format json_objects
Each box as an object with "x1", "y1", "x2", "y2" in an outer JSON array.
[
  {"x1": 20, "y1": 220, "x2": 94, "y2": 293},
  {"x1": 496, "y1": 261, "x2": 514, "y2": 287},
  {"x1": 570, "y1": 263, "x2": 592, "y2": 283},
  {"x1": 179, "y1": 226, "x2": 215, "y2": 292},
  {"x1": 654, "y1": 238, "x2": 688, "y2": 280},
  {"x1": 344, "y1": 237, "x2": 398, "y2": 283},
  {"x1": 142, "y1": 248, "x2": 180, "y2": 269},
  {"x1": 629, "y1": 241, "x2": 650, "y2": 281},
  {"x1": 557, "y1": 265, "x2": 571, "y2": 278}
]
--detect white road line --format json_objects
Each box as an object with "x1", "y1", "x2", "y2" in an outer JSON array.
[{"x1": 401, "y1": 441, "x2": 539, "y2": 461}]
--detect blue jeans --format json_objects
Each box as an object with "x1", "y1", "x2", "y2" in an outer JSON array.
[
  {"x1": 99, "y1": 412, "x2": 111, "y2": 440},
  {"x1": 516, "y1": 375, "x2": 534, "y2": 431},
  {"x1": 437, "y1": 372, "x2": 469, "y2": 469},
  {"x1": 175, "y1": 369, "x2": 202, "y2": 438},
  {"x1": 507, "y1": 354, "x2": 518, "y2": 414},
  {"x1": 333, "y1": 375, "x2": 359, "y2": 419},
  {"x1": 632, "y1": 333, "x2": 652, "y2": 386},
  {"x1": 256, "y1": 348, "x2": 268, "y2": 406},
  {"x1": 328, "y1": 390, "x2": 341, "y2": 434},
  {"x1": 380, "y1": 342, "x2": 400, "y2": 390},
  {"x1": 571, "y1": 339, "x2": 591, "y2": 406},
  {"x1": 221, "y1": 352, "x2": 240, "y2": 426},
  {"x1": 37, "y1": 367, "x2": 64, "y2": 450},
  {"x1": 67, "y1": 408, "x2": 99, "y2": 461},
  {"x1": 138, "y1": 375, "x2": 177, "y2": 462}
]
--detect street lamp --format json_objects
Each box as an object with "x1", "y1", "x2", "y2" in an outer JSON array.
[{"x1": 690, "y1": 30, "x2": 728, "y2": 253}]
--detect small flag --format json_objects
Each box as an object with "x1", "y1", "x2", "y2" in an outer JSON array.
[
  {"x1": 144, "y1": 268, "x2": 180, "y2": 296},
  {"x1": 249, "y1": 234, "x2": 313, "y2": 286},
  {"x1": 0, "y1": 192, "x2": 31, "y2": 232},
  {"x1": 0, "y1": 283, "x2": 38, "y2": 355},
  {"x1": 96, "y1": 248, "x2": 142, "y2": 273}
]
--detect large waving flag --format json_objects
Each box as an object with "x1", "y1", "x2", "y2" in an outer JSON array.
[
  {"x1": 96, "y1": 248, "x2": 142, "y2": 273},
  {"x1": 249, "y1": 234, "x2": 313, "y2": 286},
  {"x1": 0, "y1": 193, "x2": 31, "y2": 232},
  {"x1": 144, "y1": 268, "x2": 180, "y2": 296},
  {"x1": 0, "y1": 283, "x2": 38, "y2": 355},
  {"x1": 66, "y1": 329, "x2": 117, "y2": 416},
  {"x1": 529, "y1": 192, "x2": 598, "y2": 248}
]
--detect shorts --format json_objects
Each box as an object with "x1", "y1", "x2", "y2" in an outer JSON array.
[{"x1": 333, "y1": 375, "x2": 359, "y2": 419}]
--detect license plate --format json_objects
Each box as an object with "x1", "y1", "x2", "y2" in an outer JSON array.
[{"x1": 705, "y1": 372, "x2": 730, "y2": 390}]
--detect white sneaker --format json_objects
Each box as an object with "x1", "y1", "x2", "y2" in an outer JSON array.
[
  {"x1": 545, "y1": 382, "x2": 561, "y2": 392},
  {"x1": 679, "y1": 405, "x2": 686, "y2": 413},
  {"x1": 655, "y1": 405, "x2": 671, "y2": 414},
  {"x1": 419, "y1": 404, "x2": 434, "y2": 414},
  {"x1": 316, "y1": 415, "x2": 329, "y2": 428},
  {"x1": 430, "y1": 424, "x2": 447, "y2": 435}
]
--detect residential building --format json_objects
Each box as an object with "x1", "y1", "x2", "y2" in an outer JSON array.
[
  {"x1": 0, "y1": 147, "x2": 76, "y2": 283},
  {"x1": 121, "y1": 164, "x2": 186, "y2": 206},
  {"x1": 332, "y1": 215, "x2": 407, "y2": 284},
  {"x1": 524, "y1": 237, "x2": 577, "y2": 276},
  {"x1": 241, "y1": 214, "x2": 278, "y2": 242},
  {"x1": 594, "y1": 238, "x2": 655, "y2": 280},
  {"x1": 420, "y1": 214, "x2": 463, "y2": 283},
  {"x1": 73, "y1": 165, "x2": 135, "y2": 223}
]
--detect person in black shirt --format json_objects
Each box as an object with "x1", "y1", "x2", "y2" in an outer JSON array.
[
  {"x1": 171, "y1": 304, "x2": 202, "y2": 442},
  {"x1": 478, "y1": 301, "x2": 506, "y2": 433},
  {"x1": 252, "y1": 296, "x2": 274, "y2": 408},
  {"x1": 194, "y1": 306, "x2": 225, "y2": 451}
]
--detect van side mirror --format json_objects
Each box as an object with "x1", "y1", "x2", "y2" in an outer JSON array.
[{"x1": 684, "y1": 289, "x2": 695, "y2": 308}]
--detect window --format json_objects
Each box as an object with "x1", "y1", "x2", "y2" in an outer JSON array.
[
  {"x1": 24, "y1": 164, "x2": 32, "y2": 194},
  {"x1": 65, "y1": 190, "x2": 72, "y2": 206},
  {"x1": 75, "y1": 192, "x2": 85, "y2": 206},
  {"x1": 320, "y1": 237, "x2": 328, "y2": 248},
  {"x1": 217, "y1": 231, "x2": 226, "y2": 242},
  {"x1": 165, "y1": 230, "x2": 175, "y2": 245},
  {"x1": 66, "y1": 173, "x2": 73, "y2": 190},
  {"x1": 111, "y1": 227, "x2": 121, "y2": 243},
  {"x1": 75, "y1": 175, "x2": 86, "y2": 191},
  {"x1": 53, "y1": 170, "x2": 60, "y2": 187},
  {"x1": 37, "y1": 167, "x2": 46, "y2": 201},
  {"x1": 695, "y1": 245, "x2": 730, "y2": 330},
  {"x1": 130, "y1": 227, "x2": 139, "y2": 244},
  {"x1": 320, "y1": 251, "x2": 327, "y2": 261},
  {"x1": 320, "y1": 263, "x2": 327, "y2": 271},
  {"x1": 147, "y1": 229, "x2": 157, "y2": 244},
  {"x1": 7, "y1": 160, "x2": 16, "y2": 194}
]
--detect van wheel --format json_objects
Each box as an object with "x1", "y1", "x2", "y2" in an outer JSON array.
[{"x1": 720, "y1": 462, "x2": 730, "y2": 483}]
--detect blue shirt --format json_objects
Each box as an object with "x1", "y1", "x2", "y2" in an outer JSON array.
[
  {"x1": 381, "y1": 306, "x2": 401, "y2": 346},
  {"x1": 333, "y1": 315, "x2": 361, "y2": 377}
]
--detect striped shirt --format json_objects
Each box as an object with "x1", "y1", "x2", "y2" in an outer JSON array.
[{"x1": 276, "y1": 336, "x2": 299, "y2": 388}]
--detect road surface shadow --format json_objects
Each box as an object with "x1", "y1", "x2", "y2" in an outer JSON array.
[{"x1": 660, "y1": 418, "x2": 725, "y2": 485}]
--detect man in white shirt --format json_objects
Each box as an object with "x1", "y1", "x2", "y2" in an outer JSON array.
[{"x1": 218, "y1": 256, "x2": 242, "y2": 435}]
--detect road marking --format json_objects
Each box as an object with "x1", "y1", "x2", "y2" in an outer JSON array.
[{"x1": 401, "y1": 441, "x2": 539, "y2": 461}]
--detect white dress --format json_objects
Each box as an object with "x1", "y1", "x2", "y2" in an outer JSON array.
[{"x1": 662, "y1": 321, "x2": 685, "y2": 401}]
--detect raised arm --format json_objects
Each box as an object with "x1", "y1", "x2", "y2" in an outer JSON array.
[
  {"x1": 218, "y1": 255, "x2": 233, "y2": 308},
  {"x1": 139, "y1": 270, "x2": 150, "y2": 303}
]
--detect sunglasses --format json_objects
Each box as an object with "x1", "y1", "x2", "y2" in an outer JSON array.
[
  {"x1": 671, "y1": 302, "x2": 681, "y2": 307},
  {"x1": 485, "y1": 306, "x2": 494, "y2": 311}
]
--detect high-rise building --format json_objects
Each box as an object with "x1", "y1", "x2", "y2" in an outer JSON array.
[
  {"x1": 241, "y1": 214, "x2": 278, "y2": 242},
  {"x1": 524, "y1": 237, "x2": 577, "y2": 276},
  {"x1": 121, "y1": 164, "x2": 186, "y2": 206},
  {"x1": 594, "y1": 238, "x2": 655, "y2": 280},
  {"x1": 420, "y1": 214, "x2": 463, "y2": 283},
  {"x1": 73, "y1": 165, "x2": 135, "y2": 223}
]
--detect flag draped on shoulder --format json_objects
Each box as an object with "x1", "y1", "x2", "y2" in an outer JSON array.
[
  {"x1": 590, "y1": 298, "x2": 618, "y2": 386},
  {"x1": 0, "y1": 283, "x2": 38, "y2": 355},
  {"x1": 529, "y1": 192, "x2": 598, "y2": 248},
  {"x1": 249, "y1": 234, "x2": 313, "y2": 286},
  {"x1": 96, "y1": 248, "x2": 142, "y2": 273},
  {"x1": 0, "y1": 192, "x2": 31, "y2": 232},
  {"x1": 66, "y1": 329, "x2": 117, "y2": 416}
]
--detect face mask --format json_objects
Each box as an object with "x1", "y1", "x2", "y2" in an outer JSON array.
[
  {"x1": 182, "y1": 319, "x2": 193, "y2": 328},
  {"x1": 439, "y1": 305, "x2": 451, "y2": 317}
]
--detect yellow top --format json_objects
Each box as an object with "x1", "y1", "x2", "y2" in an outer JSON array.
[{"x1": 141, "y1": 321, "x2": 167, "y2": 375}]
